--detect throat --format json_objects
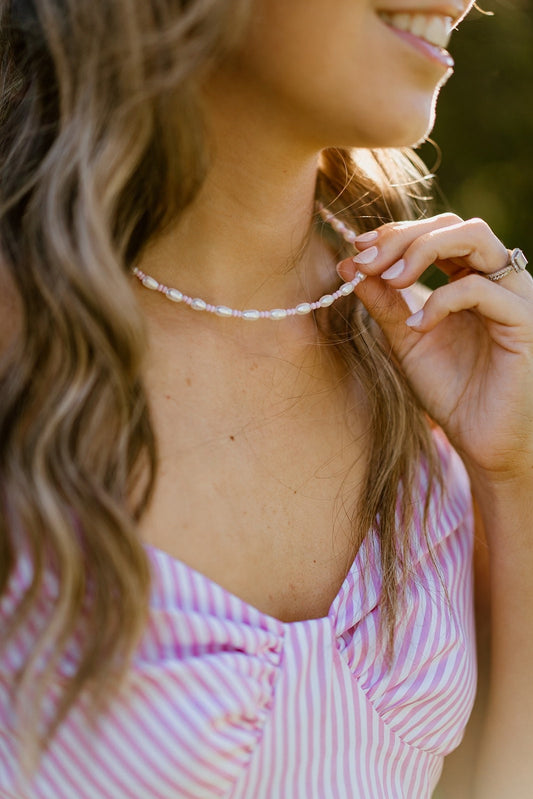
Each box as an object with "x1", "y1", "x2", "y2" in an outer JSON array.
[{"x1": 139, "y1": 337, "x2": 369, "y2": 623}]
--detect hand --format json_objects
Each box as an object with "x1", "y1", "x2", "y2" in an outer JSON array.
[{"x1": 337, "y1": 214, "x2": 533, "y2": 484}]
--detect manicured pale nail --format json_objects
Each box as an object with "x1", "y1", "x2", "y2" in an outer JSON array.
[
  {"x1": 406, "y1": 309, "x2": 424, "y2": 328},
  {"x1": 354, "y1": 230, "x2": 379, "y2": 243},
  {"x1": 352, "y1": 246, "x2": 378, "y2": 265},
  {"x1": 381, "y1": 259, "x2": 405, "y2": 280}
]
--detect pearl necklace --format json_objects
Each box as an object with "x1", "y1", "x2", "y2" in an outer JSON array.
[{"x1": 132, "y1": 203, "x2": 367, "y2": 320}]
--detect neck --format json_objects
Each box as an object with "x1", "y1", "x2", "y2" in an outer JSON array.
[{"x1": 135, "y1": 90, "x2": 341, "y2": 316}]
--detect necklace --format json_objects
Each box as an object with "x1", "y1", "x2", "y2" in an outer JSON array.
[{"x1": 132, "y1": 202, "x2": 367, "y2": 320}]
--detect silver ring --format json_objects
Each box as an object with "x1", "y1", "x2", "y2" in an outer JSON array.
[{"x1": 487, "y1": 248, "x2": 528, "y2": 282}]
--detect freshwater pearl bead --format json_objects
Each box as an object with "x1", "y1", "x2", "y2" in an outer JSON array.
[
  {"x1": 339, "y1": 282, "x2": 355, "y2": 296},
  {"x1": 215, "y1": 305, "x2": 233, "y2": 317},
  {"x1": 331, "y1": 219, "x2": 347, "y2": 233},
  {"x1": 132, "y1": 204, "x2": 368, "y2": 320},
  {"x1": 142, "y1": 275, "x2": 159, "y2": 290}
]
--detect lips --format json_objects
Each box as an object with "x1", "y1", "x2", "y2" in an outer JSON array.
[{"x1": 377, "y1": 11, "x2": 454, "y2": 49}]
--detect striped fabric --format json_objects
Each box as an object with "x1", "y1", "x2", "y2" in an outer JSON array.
[{"x1": 0, "y1": 430, "x2": 476, "y2": 798}]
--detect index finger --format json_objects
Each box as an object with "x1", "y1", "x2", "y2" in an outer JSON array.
[{"x1": 348, "y1": 213, "x2": 465, "y2": 274}]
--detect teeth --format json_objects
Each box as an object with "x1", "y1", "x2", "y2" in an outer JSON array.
[
  {"x1": 410, "y1": 14, "x2": 429, "y2": 37},
  {"x1": 378, "y1": 12, "x2": 453, "y2": 49},
  {"x1": 424, "y1": 15, "x2": 451, "y2": 46},
  {"x1": 390, "y1": 13, "x2": 412, "y2": 31}
]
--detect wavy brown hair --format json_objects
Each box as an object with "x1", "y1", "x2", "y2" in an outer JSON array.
[{"x1": 0, "y1": 0, "x2": 441, "y2": 778}]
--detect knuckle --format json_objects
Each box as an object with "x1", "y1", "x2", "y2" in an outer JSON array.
[
  {"x1": 465, "y1": 217, "x2": 492, "y2": 236},
  {"x1": 386, "y1": 221, "x2": 412, "y2": 236},
  {"x1": 461, "y1": 273, "x2": 485, "y2": 292},
  {"x1": 406, "y1": 230, "x2": 439, "y2": 262},
  {"x1": 435, "y1": 212, "x2": 463, "y2": 226},
  {"x1": 418, "y1": 230, "x2": 435, "y2": 244},
  {"x1": 373, "y1": 221, "x2": 394, "y2": 234}
]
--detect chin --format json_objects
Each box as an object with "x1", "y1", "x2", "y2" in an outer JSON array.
[
  {"x1": 336, "y1": 117, "x2": 435, "y2": 151},
  {"x1": 364, "y1": 99, "x2": 439, "y2": 149},
  {"x1": 303, "y1": 89, "x2": 442, "y2": 152},
  {"x1": 322, "y1": 90, "x2": 440, "y2": 151},
  {"x1": 389, "y1": 115, "x2": 437, "y2": 148}
]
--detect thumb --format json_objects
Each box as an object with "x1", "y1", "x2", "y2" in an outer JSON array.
[{"x1": 339, "y1": 265, "x2": 423, "y2": 360}]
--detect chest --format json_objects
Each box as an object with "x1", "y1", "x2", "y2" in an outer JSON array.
[{"x1": 138, "y1": 329, "x2": 369, "y2": 622}]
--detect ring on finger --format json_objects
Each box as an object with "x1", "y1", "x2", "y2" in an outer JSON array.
[{"x1": 486, "y1": 248, "x2": 528, "y2": 282}]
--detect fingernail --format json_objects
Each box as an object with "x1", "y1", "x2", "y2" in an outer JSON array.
[
  {"x1": 406, "y1": 309, "x2": 424, "y2": 328},
  {"x1": 381, "y1": 259, "x2": 405, "y2": 280},
  {"x1": 352, "y1": 246, "x2": 378, "y2": 265},
  {"x1": 354, "y1": 230, "x2": 378, "y2": 243}
]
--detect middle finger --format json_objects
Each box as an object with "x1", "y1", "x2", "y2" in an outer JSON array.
[{"x1": 340, "y1": 217, "x2": 517, "y2": 288}]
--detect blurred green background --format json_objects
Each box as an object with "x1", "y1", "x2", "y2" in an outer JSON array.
[
  {"x1": 418, "y1": 0, "x2": 533, "y2": 285},
  {"x1": 422, "y1": 3, "x2": 531, "y2": 794}
]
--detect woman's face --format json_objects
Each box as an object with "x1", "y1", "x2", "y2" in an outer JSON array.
[{"x1": 216, "y1": 0, "x2": 474, "y2": 150}]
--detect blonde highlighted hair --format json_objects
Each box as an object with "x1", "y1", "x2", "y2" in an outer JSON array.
[{"x1": 0, "y1": 0, "x2": 440, "y2": 776}]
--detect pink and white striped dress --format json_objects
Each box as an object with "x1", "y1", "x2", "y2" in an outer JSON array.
[{"x1": 0, "y1": 430, "x2": 476, "y2": 798}]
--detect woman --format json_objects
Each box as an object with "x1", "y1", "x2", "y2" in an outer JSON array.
[{"x1": 0, "y1": 0, "x2": 532, "y2": 797}]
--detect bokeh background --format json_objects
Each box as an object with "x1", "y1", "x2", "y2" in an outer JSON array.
[
  {"x1": 418, "y1": 0, "x2": 532, "y2": 285},
  {"x1": 424, "y1": 4, "x2": 531, "y2": 791}
]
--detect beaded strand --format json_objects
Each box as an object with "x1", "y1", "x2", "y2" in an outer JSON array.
[{"x1": 132, "y1": 203, "x2": 366, "y2": 320}]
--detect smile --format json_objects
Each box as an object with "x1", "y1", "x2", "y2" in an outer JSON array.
[{"x1": 377, "y1": 12, "x2": 454, "y2": 49}]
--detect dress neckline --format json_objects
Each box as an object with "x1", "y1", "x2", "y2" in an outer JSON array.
[{"x1": 143, "y1": 533, "x2": 377, "y2": 629}]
